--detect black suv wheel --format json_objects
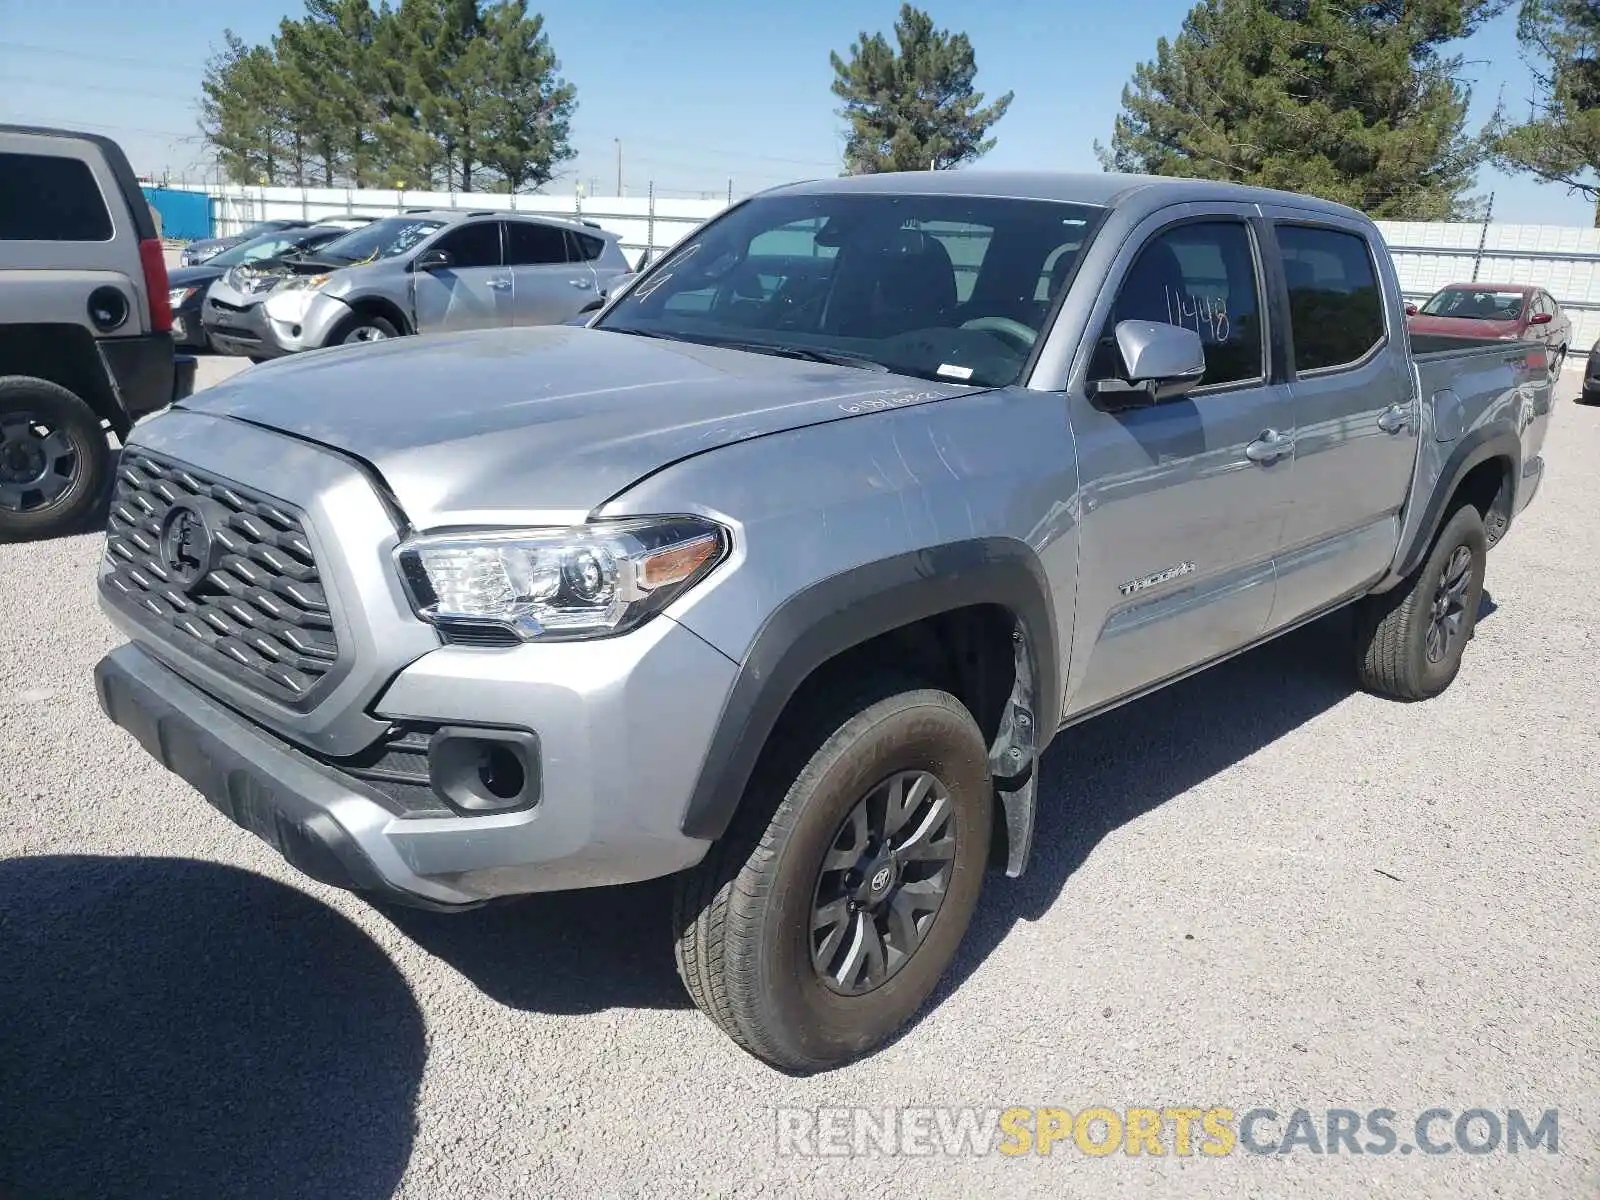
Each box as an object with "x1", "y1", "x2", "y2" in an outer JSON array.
[{"x1": 0, "y1": 376, "x2": 109, "y2": 541}]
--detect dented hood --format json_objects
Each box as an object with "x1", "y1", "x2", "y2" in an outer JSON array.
[{"x1": 179, "y1": 325, "x2": 981, "y2": 527}]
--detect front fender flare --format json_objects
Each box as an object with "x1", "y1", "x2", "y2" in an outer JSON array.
[{"x1": 678, "y1": 538, "x2": 1062, "y2": 868}]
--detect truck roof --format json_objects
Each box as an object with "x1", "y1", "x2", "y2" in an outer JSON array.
[{"x1": 767, "y1": 169, "x2": 1369, "y2": 223}]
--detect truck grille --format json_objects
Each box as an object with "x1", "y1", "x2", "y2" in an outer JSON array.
[{"x1": 102, "y1": 451, "x2": 341, "y2": 705}]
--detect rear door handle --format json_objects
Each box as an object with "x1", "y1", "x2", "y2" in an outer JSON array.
[
  {"x1": 569, "y1": 278, "x2": 593, "y2": 290},
  {"x1": 1244, "y1": 429, "x2": 1294, "y2": 464},
  {"x1": 1377, "y1": 403, "x2": 1408, "y2": 434},
  {"x1": 487, "y1": 277, "x2": 512, "y2": 291}
]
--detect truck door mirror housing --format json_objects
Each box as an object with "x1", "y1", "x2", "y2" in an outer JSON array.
[{"x1": 1088, "y1": 320, "x2": 1208, "y2": 411}]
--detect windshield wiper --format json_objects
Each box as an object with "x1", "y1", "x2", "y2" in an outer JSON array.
[
  {"x1": 599, "y1": 325, "x2": 684, "y2": 341},
  {"x1": 707, "y1": 340, "x2": 893, "y2": 372}
]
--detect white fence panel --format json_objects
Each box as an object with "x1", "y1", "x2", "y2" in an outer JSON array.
[
  {"x1": 1377, "y1": 219, "x2": 1600, "y2": 353},
  {"x1": 197, "y1": 183, "x2": 725, "y2": 269}
]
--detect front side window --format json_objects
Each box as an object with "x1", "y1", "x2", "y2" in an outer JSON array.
[
  {"x1": 0, "y1": 153, "x2": 112, "y2": 241},
  {"x1": 595, "y1": 193, "x2": 1101, "y2": 387},
  {"x1": 1100, "y1": 221, "x2": 1265, "y2": 388},
  {"x1": 432, "y1": 221, "x2": 502, "y2": 269}
]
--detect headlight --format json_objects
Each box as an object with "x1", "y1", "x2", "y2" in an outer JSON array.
[
  {"x1": 168, "y1": 286, "x2": 198, "y2": 306},
  {"x1": 396, "y1": 517, "x2": 728, "y2": 642},
  {"x1": 281, "y1": 273, "x2": 332, "y2": 292},
  {"x1": 227, "y1": 267, "x2": 284, "y2": 296}
]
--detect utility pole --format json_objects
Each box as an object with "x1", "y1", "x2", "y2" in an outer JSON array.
[
  {"x1": 615, "y1": 138, "x2": 622, "y2": 196},
  {"x1": 1471, "y1": 191, "x2": 1495, "y2": 282}
]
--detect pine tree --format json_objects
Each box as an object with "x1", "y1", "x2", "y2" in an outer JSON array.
[
  {"x1": 475, "y1": 1, "x2": 577, "y2": 191},
  {"x1": 199, "y1": 33, "x2": 295, "y2": 185},
  {"x1": 1487, "y1": 0, "x2": 1600, "y2": 220},
  {"x1": 829, "y1": 4, "x2": 1013, "y2": 173},
  {"x1": 199, "y1": 0, "x2": 577, "y2": 191},
  {"x1": 1100, "y1": 0, "x2": 1505, "y2": 219}
]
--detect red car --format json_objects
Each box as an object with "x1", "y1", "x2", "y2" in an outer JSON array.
[{"x1": 1406, "y1": 283, "x2": 1572, "y2": 374}]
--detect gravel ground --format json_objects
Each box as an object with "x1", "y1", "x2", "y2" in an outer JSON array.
[{"x1": 1, "y1": 366, "x2": 1595, "y2": 1199}]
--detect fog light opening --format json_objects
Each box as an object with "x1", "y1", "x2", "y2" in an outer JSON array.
[
  {"x1": 477, "y1": 744, "x2": 524, "y2": 801},
  {"x1": 427, "y1": 726, "x2": 542, "y2": 815}
]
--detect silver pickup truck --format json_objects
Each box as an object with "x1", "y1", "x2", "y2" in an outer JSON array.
[{"x1": 93, "y1": 171, "x2": 1551, "y2": 1071}]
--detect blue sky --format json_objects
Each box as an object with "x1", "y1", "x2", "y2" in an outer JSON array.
[{"x1": 1, "y1": 0, "x2": 1591, "y2": 223}]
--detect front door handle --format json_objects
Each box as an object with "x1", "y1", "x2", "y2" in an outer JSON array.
[
  {"x1": 568, "y1": 278, "x2": 593, "y2": 290},
  {"x1": 1244, "y1": 429, "x2": 1294, "y2": 464},
  {"x1": 1377, "y1": 403, "x2": 1409, "y2": 434},
  {"x1": 486, "y1": 277, "x2": 512, "y2": 291}
]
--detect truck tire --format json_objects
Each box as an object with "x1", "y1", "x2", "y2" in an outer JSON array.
[
  {"x1": 1354, "y1": 504, "x2": 1487, "y2": 701},
  {"x1": 673, "y1": 679, "x2": 992, "y2": 1071},
  {"x1": 0, "y1": 376, "x2": 110, "y2": 542}
]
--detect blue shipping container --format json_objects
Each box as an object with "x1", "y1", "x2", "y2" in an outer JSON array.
[{"x1": 141, "y1": 186, "x2": 213, "y2": 241}]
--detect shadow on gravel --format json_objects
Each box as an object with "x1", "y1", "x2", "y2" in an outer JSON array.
[
  {"x1": 1478, "y1": 589, "x2": 1499, "y2": 623},
  {"x1": 0, "y1": 855, "x2": 423, "y2": 1200},
  {"x1": 385, "y1": 875, "x2": 691, "y2": 1014},
  {"x1": 936, "y1": 613, "x2": 1359, "y2": 1007}
]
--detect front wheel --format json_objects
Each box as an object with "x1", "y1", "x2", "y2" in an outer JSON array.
[
  {"x1": 0, "y1": 376, "x2": 110, "y2": 542},
  {"x1": 336, "y1": 314, "x2": 399, "y2": 346},
  {"x1": 673, "y1": 680, "x2": 992, "y2": 1071},
  {"x1": 1354, "y1": 504, "x2": 1488, "y2": 700}
]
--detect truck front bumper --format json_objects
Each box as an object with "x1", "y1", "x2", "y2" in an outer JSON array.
[{"x1": 95, "y1": 613, "x2": 733, "y2": 908}]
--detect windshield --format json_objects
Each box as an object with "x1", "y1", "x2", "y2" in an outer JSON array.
[
  {"x1": 238, "y1": 220, "x2": 293, "y2": 239},
  {"x1": 1420, "y1": 288, "x2": 1527, "y2": 320},
  {"x1": 594, "y1": 192, "x2": 1102, "y2": 387},
  {"x1": 208, "y1": 228, "x2": 331, "y2": 269},
  {"x1": 316, "y1": 216, "x2": 445, "y2": 264}
]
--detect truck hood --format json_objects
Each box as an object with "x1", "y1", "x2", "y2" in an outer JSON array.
[{"x1": 177, "y1": 325, "x2": 983, "y2": 526}]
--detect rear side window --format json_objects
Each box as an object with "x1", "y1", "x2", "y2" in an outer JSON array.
[
  {"x1": 505, "y1": 221, "x2": 568, "y2": 266},
  {"x1": 1277, "y1": 226, "x2": 1386, "y2": 372},
  {"x1": 567, "y1": 231, "x2": 604, "y2": 262},
  {"x1": 0, "y1": 152, "x2": 113, "y2": 241}
]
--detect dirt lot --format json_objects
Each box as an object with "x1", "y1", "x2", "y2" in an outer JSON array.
[{"x1": 0, "y1": 366, "x2": 1595, "y2": 1199}]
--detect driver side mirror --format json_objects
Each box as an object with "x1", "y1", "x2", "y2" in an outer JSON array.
[
  {"x1": 1088, "y1": 320, "x2": 1207, "y2": 411},
  {"x1": 1404, "y1": 303, "x2": 1419, "y2": 316},
  {"x1": 1529, "y1": 311, "x2": 1553, "y2": 325},
  {"x1": 414, "y1": 247, "x2": 453, "y2": 272}
]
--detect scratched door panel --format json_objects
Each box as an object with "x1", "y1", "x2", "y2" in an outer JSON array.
[{"x1": 1061, "y1": 209, "x2": 1294, "y2": 717}]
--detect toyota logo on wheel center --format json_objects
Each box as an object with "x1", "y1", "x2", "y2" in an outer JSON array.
[{"x1": 869, "y1": 865, "x2": 893, "y2": 893}]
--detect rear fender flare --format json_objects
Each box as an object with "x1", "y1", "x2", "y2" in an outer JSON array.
[{"x1": 1381, "y1": 426, "x2": 1520, "y2": 587}]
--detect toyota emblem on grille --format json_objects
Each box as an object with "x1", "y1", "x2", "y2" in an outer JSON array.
[{"x1": 159, "y1": 500, "x2": 217, "y2": 594}]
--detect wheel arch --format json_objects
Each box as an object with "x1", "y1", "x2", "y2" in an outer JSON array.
[
  {"x1": 679, "y1": 539, "x2": 1062, "y2": 878},
  {"x1": 339, "y1": 294, "x2": 412, "y2": 338},
  {"x1": 1384, "y1": 426, "x2": 1519, "y2": 585},
  {"x1": 0, "y1": 324, "x2": 125, "y2": 433}
]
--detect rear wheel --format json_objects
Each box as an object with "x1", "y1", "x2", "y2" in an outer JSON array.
[
  {"x1": 1354, "y1": 504, "x2": 1487, "y2": 700},
  {"x1": 0, "y1": 376, "x2": 109, "y2": 542},
  {"x1": 335, "y1": 314, "x2": 399, "y2": 346},
  {"x1": 673, "y1": 679, "x2": 992, "y2": 1071}
]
